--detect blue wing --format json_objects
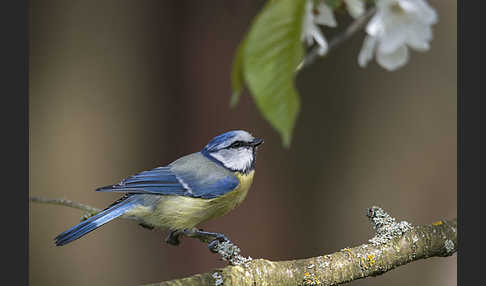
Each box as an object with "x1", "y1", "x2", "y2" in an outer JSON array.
[
  {"x1": 96, "y1": 166, "x2": 188, "y2": 195},
  {"x1": 96, "y1": 153, "x2": 239, "y2": 199}
]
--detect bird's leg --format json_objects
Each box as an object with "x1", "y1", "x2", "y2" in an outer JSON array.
[
  {"x1": 166, "y1": 229, "x2": 183, "y2": 246},
  {"x1": 166, "y1": 228, "x2": 201, "y2": 246},
  {"x1": 183, "y1": 229, "x2": 230, "y2": 253},
  {"x1": 167, "y1": 228, "x2": 231, "y2": 252}
]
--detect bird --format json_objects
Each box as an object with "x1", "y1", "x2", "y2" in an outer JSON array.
[{"x1": 54, "y1": 130, "x2": 263, "y2": 250}]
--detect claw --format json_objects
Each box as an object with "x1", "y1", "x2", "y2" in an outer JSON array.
[
  {"x1": 207, "y1": 233, "x2": 230, "y2": 253},
  {"x1": 208, "y1": 240, "x2": 221, "y2": 253}
]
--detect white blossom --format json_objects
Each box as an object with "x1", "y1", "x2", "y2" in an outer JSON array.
[
  {"x1": 302, "y1": 0, "x2": 337, "y2": 56},
  {"x1": 344, "y1": 0, "x2": 365, "y2": 19},
  {"x1": 358, "y1": 0, "x2": 438, "y2": 71}
]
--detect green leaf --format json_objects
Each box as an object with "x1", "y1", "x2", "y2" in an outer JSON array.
[
  {"x1": 242, "y1": 0, "x2": 305, "y2": 147},
  {"x1": 230, "y1": 38, "x2": 247, "y2": 108}
]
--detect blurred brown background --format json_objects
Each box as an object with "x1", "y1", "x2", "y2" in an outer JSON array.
[{"x1": 29, "y1": 0, "x2": 456, "y2": 285}]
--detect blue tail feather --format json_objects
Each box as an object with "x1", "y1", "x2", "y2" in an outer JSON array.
[{"x1": 54, "y1": 196, "x2": 138, "y2": 246}]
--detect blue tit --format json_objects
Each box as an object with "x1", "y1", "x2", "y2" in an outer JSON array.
[{"x1": 55, "y1": 130, "x2": 263, "y2": 248}]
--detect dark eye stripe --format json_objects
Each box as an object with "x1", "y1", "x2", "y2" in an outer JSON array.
[{"x1": 229, "y1": 141, "x2": 246, "y2": 148}]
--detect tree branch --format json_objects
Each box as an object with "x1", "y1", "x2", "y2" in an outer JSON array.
[
  {"x1": 30, "y1": 197, "x2": 456, "y2": 286},
  {"x1": 147, "y1": 208, "x2": 456, "y2": 286},
  {"x1": 30, "y1": 196, "x2": 101, "y2": 219},
  {"x1": 296, "y1": 7, "x2": 377, "y2": 72}
]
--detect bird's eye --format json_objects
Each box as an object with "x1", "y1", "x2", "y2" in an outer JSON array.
[{"x1": 229, "y1": 141, "x2": 244, "y2": 148}]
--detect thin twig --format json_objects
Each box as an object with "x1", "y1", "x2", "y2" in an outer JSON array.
[
  {"x1": 296, "y1": 7, "x2": 377, "y2": 72},
  {"x1": 30, "y1": 196, "x2": 250, "y2": 265},
  {"x1": 30, "y1": 196, "x2": 101, "y2": 214}
]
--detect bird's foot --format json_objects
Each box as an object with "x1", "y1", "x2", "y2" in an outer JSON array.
[
  {"x1": 193, "y1": 230, "x2": 230, "y2": 253},
  {"x1": 208, "y1": 235, "x2": 230, "y2": 253},
  {"x1": 168, "y1": 228, "x2": 251, "y2": 265},
  {"x1": 174, "y1": 228, "x2": 231, "y2": 252},
  {"x1": 198, "y1": 231, "x2": 251, "y2": 265}
]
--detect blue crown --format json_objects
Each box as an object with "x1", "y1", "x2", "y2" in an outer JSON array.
[{"x1": 202, "y1": 130, "x2": 251, "y2": 153}]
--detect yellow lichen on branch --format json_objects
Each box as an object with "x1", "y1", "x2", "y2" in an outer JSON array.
[
  {"x1": 29, "y1": 197, "x2": 456, "y2": 286},
  {"x1": 148, "y1": 211, "x2": 456, "y2": 286}
]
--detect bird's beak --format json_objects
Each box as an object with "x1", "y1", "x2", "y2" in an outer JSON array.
[{"x1": 251, "y1": 138, "x2": 264, "y2": 147}]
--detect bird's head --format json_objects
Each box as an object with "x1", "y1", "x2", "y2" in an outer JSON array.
[{"x1": 201, "y1": 130, "x2": 264, "y2": 173}]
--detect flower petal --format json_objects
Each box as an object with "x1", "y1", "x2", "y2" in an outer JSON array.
[
  {"x1": 311, "y1": 27, "x2": 329, "y2": 55},
  {"x1": 301, "y1": 0, "x2": 315, "y2": 44},
  {"x1": 358, "y1": 35, "x2": 377, "y2": 67},
  {"x1": 377, "y1": 23, "x2": 408, "y2": 54},
  {"x1": 376, "y1": 44, "x2": 409, "y2": 71},
  {"x1": 366, "y1": 12, "x2": 385, "y2": 37},
  {"x1": 410, "y1": 0, "x2": 438, "y2": 25},
  {"x1": 344, "y1": 0, "x2": 365, "y2": 19},
  {"x1": 314, "y1": 2, "x2": 337, "y2": 27},
  {"x1": 362, "y1": 0, "x2": 437, "y2": 71},
  {"x1": 406, "y1": 23, "x2": 432, "y2": 51}
]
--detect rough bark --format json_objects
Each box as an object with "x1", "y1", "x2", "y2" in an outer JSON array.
[
  {"x1": 149, "y1": 217, "x2": 456, "y2": 286},
  {"x1": 30, "y1": 197, "x2": 457, "y2": 286}
]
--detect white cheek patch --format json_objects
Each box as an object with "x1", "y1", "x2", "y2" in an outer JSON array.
[{"x1": 210, "y1": 148, "x2": 254, "y2": 172}]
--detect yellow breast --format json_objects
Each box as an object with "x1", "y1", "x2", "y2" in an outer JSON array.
[
  {"x1": 131, "y1": 170, "x2": 256, "y2": 230},
  {"x1": 219, "y1": 170, "x2": 255, "y2": 208},
  {"x1": 192, "y1": 170, "x2": 255, "y2": 224}
]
